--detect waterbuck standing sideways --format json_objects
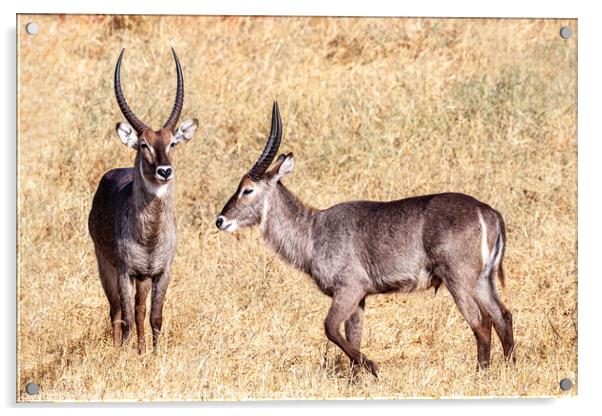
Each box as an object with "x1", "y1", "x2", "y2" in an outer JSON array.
[
  {"x1": 88, "y1": 49, "x2": 199, "y2": 353},
  {"x1": 216, "y1": 102, "x2": 514, "y2": 376}
]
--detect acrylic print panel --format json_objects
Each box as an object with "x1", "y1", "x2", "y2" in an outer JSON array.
[{"x1": 17, "y1": 14, "x2": 577, "y2": 401}]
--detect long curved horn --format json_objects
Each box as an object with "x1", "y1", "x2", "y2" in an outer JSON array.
[
  {"x1": 248, "y1": 101, "x2": 282, "y2": 181},
  {"x1": 114, "y1": 49, "x2": 148, "y2": 134},
  {"x1": 163, "y1": 48, "x2": 184, "y2": 131}
]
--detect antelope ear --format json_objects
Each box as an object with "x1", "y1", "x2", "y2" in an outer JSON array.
[
  {"x1": 116, "y1": 122, "x2": 138, "y2": 149},
  {"x1": 268, "y1": 153, "x2": 294, "y2": 183},
  {"x1": 174, "y1": 118, "x2": 199, "y2": 143}
]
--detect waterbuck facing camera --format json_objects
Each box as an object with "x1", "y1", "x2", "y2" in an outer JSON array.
[
  {"x1": 217, "y1": 102, "x2": 515, "y2": 377},
  {"x1": 88, "y1": 49, "x2": 199, "y2": 353}
]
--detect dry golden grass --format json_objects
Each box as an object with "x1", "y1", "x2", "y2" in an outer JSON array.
[{"x1": 17, "y1": 15, "x2": 577, "y2": 401}]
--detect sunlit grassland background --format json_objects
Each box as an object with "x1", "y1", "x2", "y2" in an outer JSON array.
[{"x1": 17, "y1": 15, "x2": 576, "y2": 400}]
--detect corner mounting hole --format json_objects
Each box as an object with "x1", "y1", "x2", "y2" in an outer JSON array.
[
  {"x1": 25, "y1": 382, "x2": 39, "y2": 395},
  {"x1": 559, "y1": 378, "x2": 573, "y2": 391},
  {"x1": 559, "y1": 26, "x2": 572, "y2": 40},
  {"x1": 25, "y1": 22, "x2": 39, "y2": 35}
]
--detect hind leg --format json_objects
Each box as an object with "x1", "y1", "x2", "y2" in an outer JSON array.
[
  {"x1": 443, "y1": 275, "x2": 493, "y2": 369},
  {"x1": 477, "y1": 306, "x2": 493, "y2": 367},
  {"x1": 493, "y1": 297, "x2": 515, "y2": 362},
  {"x1": 434, "y1": 246, "x2": 495, "y2": 369},
  {"x1": 456, "y1": 294, "x2": 492, "y2": 369},
  {"x1": 95, "y1": 249, "x2": 122, "y2": 347},
  {"x1": 474, "y1": 277, "x2": 515, "y2": 363}
]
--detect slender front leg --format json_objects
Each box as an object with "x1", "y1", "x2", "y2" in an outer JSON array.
[
  {"x1": 110, "y1": 305, "x2": 122, "y2": 347},
  {"x1": 344, "y1": 297, "x2": 365, "y2": 375},
  {"x1": 325, "y1": 286, "x2": 378, "y2": 377},
  {"x1": 118, "y1": 270, "x2": 135, "y2": 346},
  {"x1": 150, "y1": 270, "x2": 171, "y2": 352},
  {"x1": 135, "y1": 278, "x2": 151, "y2": 354}
]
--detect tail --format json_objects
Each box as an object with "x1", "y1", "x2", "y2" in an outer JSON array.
[
  {"x1": 497, "y1": 258, "x2": 506, "y2": 288},
  {"x1": 484, "y1": 214, "x2": 506, "y2": 288}
]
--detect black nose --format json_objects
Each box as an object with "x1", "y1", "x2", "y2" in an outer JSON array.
[
  {"x1": 157, "y1": 167, "x2": 172, "y2": 179},
  {"x1": 216, "y1": 217, "x2": 224, "y2": 229}
]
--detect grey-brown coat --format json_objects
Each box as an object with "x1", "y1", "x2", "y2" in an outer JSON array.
[
  {"x1": 88, "y1": 49, "x2": 198, "y2": 353},
  {"x1": 217, "y1": 102, "x2": 514, "y2": 376}
]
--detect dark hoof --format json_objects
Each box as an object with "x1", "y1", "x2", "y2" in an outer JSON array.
[
  {"x1": 477, "y1": 361, "x2": 490, "y2": 371},
  {"x1": 364, "y1": 359, "x2": 380, "y2": 378}
]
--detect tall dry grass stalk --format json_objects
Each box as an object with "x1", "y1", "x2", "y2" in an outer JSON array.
[{"x1": 17, "y1": 15, "x2": 576, "y2": 401}]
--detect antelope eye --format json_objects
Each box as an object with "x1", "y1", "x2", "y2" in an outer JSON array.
[
  {"x1": 242, "y1": 188, "x2": 254, "y2": 195},
  {"x1": 170, "y1": 142, "x2": 177, "y2": 148},
  {"x1": 140, "y1": 143, "x2": 148, "y2": 149}
]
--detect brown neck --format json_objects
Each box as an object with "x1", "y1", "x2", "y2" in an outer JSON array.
[
  {"x1": 260, "y1": 182, "x2": 315, "y2": 274},
  {"x1": 131, "y1": 155, "x2": 175, "y2": 243}
]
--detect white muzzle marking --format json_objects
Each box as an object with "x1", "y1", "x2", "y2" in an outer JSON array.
[
  {"x1": 155, "y1": 165, "x2": 173, "y2": 182},
  {"x1": 140, "y1": 164, "x2": 170, "y2": 198},
  {"x1": 219, "y1": 216, "x2": 238, "y2": 232}
]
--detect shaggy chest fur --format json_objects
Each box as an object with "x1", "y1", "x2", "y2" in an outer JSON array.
[{"x1": 116, "y1": 201, "x2": 177, "y2": 277}]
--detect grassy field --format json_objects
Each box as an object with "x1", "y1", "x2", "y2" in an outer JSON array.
[{"x1": 17, "y1": 15, "x2": 577, "y2": 401}]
